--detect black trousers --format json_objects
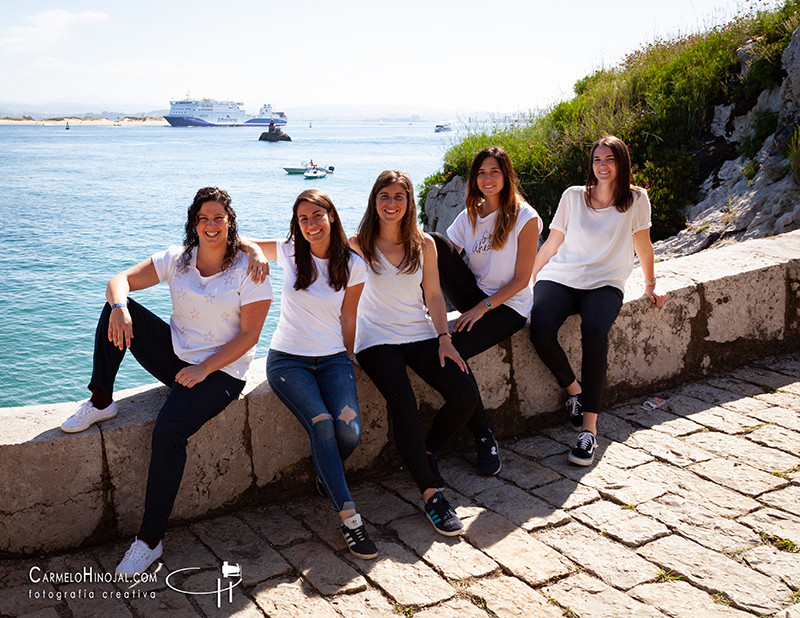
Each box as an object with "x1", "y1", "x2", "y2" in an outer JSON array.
[
  {"x1": 431, "y1": 232, "x2": 527, "y2": 437},
  {"x1": 529, "y1": 280, "x2": 623, "y2": 413},
  {"x1": 357, "y1": 338, "x2": 478, "y2": 492}
]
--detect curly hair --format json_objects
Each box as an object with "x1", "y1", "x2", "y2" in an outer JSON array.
[
  {"x1": 288, "y1": 189, "x2": 352, "y2": 291},
  {"x1": 180, "y1": 187, "x2": 240, "y2": 272},
  {"x1": 357, "y1": 170, "x2": 424, "y2": 274}
]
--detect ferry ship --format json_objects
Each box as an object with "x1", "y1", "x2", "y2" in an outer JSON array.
[{"x1": 164, "y1": 97, "x2": 288, "y2": 127}]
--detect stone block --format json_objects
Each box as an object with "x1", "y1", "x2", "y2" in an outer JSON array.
[
  {"x1": 570, "y1": 501, "x2": 670, "y2": 546},
  {"x1": 760, "y1": 485, "x2": 800, "y2": 513},
  {"x1": 387, "y1": 514, "x2": 498, "y2": 580},
  {"x1": 688, "y1": 458, "x2": 787, "y2": 497},
  {"x1": 236, "y1": 505, "x2": 312, "y2": 547},
  {"x1": 746, "y1": 424, "x2": 800, "y2": 457},
  {"x1": 472, "y1": 483, "x2": 570, "y2": 531},
  {"x1": 537, "y1": 521, "x2": 661, "y2": 590},
  {"x1": 740, "y1": 507, "x2": 800, "y2": 546},
  {"x1": 608, "y1": 402, "x2": 705, "y2": 436},
  {"x1": 685, "y1": 430, "x2": 800, "y2": 473},
  {"x1": 530, "y1": 478, "x2": 601, "y2": 510},
  {"x1": 0, "y1": 402, "x2": 105, "y2": 553},
  {"x1": 543, "y1": 572, "x2": 667, "y2": 618},
  {"x1": 741, "y1": 544, "x2": 800, "y2": 590},
  {"x1": 467, "y1": 575, "x2": 564, "y2": 618},
  {"x1": 413, "y1": 599, "x2": 486, "y2": 617},
  {"x1": 495, "y1": 448, "x2": 561, "y2": 489},
  {"x1": 253, "y1": 576, "x2": 340, "y2": 618},
  {"x1": 328, "y1": 588, "x2": 397, "y2": 617},
  {"x1": 666, "y1": 394, "x2": 763, "y2": 433},
  {"x1": 638, "y1": 535, "x2": 792, "y2": 614},
  {"x1": 629, "y1": 581, "x2": 755, "y2": 617},
  {"x1": 280, "y1": 539, "x2": 367, "y2": 595},
  {"x1": 104, "y1": 386, "x2": 252, "y2": 534},
  {"x1": 463, "y1": 510, "x2": 572, "y2": 586}
]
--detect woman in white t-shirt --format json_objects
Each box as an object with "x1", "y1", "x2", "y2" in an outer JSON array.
[
  {"x1": 432, "y1": 146, "x2": 541, "y2": 476},
  {"x1": 531, "y1": 136, "x2": 666, "y2": 466},
  {"x1": 59, "y1": 187, "x2": 272, "y2": 575},
  {"x1": 242, "y1": 189, "x2": 377, "y2": 560},
  {"x1": 350, "y1": 170, "x2": 479, "y2": 537}
]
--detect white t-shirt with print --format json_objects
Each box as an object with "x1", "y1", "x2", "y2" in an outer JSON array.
[
  {"x1": 447, "y1": 203, "x2": 542, "y2": 317},
  {"x1": 536, "y1": 186, "x2": 651, "y2": 292},
  {"x1": 270, "y1": 240, "x2": 367, "y2": 356},
  {"x1": 151, "y1": 246, "x2": 273, "y2": 380}
]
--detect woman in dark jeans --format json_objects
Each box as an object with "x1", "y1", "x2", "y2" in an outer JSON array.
[
  {"x1": 60, "y1": 187, "x2": 272, "y2": 575},
  {"x1": 432, "y1": 146, "x2": 541, "y2": 475},
  {"x1": 350, "y1": 170, "x2": 478, "y2": 537},
  {"x1": 530, "y1": 136, "x2": 665, "y2": 466}
]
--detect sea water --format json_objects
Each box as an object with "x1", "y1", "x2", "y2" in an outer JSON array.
[{"x1": 0, "y1": 122, "x2": 452, "y2": 407}]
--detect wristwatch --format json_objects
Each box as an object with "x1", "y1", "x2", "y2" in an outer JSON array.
[{"x1": 483, "y1": 298, "x2": 493, "y2": 311}]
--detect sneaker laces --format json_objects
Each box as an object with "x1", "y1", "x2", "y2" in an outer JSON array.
[
  {"x1": 576, "y1": 431, "x2": 595, "y2": 451},
  {"x1": 566, "y1": 396, "x2": 580, "y2": 416},
  {"x1": 123, "y1": 540, "x2": 152, "y2": 561},
  {"x1": 71, "y1": 401, "x2": 95, "y2": 420}
]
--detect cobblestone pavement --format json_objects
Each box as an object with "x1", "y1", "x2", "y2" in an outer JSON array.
[{"x1": 3, "y1": 353, "x2": 800, "y2": 617}]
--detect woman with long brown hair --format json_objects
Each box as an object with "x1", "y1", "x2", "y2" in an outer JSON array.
[
  {"x1": 530, "y1": 136, "x2": 665, "y2": 466},
  {"x1": 351, "y1": 170, "x2": 478, "y2": 537},
  {"x1": 242, "y1": 189, "x2": 377, "y2": 559},
  {"x1": 432, "y1": 146, "x2": 541, "y2": 475}
]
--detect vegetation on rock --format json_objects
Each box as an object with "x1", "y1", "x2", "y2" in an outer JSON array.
[{"x1": 420, "y1": 0, "x2": 800, "y2": 240}]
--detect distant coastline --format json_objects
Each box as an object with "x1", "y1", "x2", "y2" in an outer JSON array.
[{"x1": 0, "y1": 116, "x2": 166, "y2": 126}]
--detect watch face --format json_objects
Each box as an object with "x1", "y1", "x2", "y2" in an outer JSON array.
[{"x1": 484, "y1": 299, "x2": 492, "y2": 310}]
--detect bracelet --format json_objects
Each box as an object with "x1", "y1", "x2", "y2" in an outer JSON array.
[
  {"x1": 437, "y1": 332, "x2": 451, "y2": 340},
  {"x1": 645, "y1": 277, "x2": 656, "y2": 286},
  {"x1": 110, "y1": 302, "x2": 127, "y2": 310},
  {"x1": 348, "y1": 353, "x2": 357, "y2": 363}
]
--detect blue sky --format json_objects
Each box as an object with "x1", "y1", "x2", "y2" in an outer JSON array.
[{"x1": 0, "y1": 0, "x2": 777, "y2": 115}]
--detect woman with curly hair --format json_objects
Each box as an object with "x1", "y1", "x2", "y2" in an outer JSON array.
[{"x1": 60, "y1": 187, "x2": 272, "y2": 574}]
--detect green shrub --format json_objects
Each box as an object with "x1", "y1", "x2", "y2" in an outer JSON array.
[
  {"x1": 420, "y1": 0, "x2": 800, "y2": 241},
  {"x1": 788, "y1": 125, "x2": 800, "y2": 182}
]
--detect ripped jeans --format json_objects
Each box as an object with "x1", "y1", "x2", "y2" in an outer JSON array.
[{"x1": 267, "y1": 349, "x2": 361, "y2": 512}]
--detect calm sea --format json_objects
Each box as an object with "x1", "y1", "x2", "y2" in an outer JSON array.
[{"x1": 0, "y1": 121, "x2": 452, "y2": 407}]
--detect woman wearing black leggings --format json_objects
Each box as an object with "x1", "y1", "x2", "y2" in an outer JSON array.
[{"x1": 530, "y1": 136, "x2": 665, "y2": 466}]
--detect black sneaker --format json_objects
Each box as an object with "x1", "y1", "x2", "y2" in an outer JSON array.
[
  {"x1": 427, "y1": 452, "x2": 446, "y2": 490},
  {"x1": 569, "y1": 430, "x2": 597, "y2": 466},
  {"x1": 566, "y1": 395, "x2": 583, "y2": 430},
  {"x1": 475, "y1": 432, "x2": 502, "y2": 476},
  {"x1": 424, "y1": 491, "x2": 464, "y2": 537},
  {"x1": 341, "y1": 514, "x2": 378, "y2": 560}
]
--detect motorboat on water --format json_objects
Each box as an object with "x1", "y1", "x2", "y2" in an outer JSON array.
[
  {"x1": 283, "y1": 162, "x2": 334, "y2": 175},
  {"x1": 164, "y1": 96, "x2": 288, "y2": 127},
  {"x1": 304, "y1": 167, "x2": 327, "y2": 179},
  {"x1": 434, "y1": 123, "x2": 452, "y2": 132}
]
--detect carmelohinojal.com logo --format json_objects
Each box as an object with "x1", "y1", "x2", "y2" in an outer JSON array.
[
  {"x1": 26, "y1": 560, "x2": 242, "y2": 607},
  {"x1": 27, "y1": 565, "x2": 159, "y2": 601}
]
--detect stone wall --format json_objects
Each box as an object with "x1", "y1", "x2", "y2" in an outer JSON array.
[{"x1": 2, "y1": 230, "x2": 799, "y2": 557}]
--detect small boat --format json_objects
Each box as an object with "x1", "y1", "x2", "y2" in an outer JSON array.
[
  {"x1": 283, "y1": 162, "x2": 334, "y2": 175},
  {"x1": 65, "y1": 122, "x2": 70, "y2": 130},
  {"x1": 304, "y1": 167, "x2": 327, "y2": 179},
  {"x1": 434, "y1": 123, "x2": 451, "y2": 133}
]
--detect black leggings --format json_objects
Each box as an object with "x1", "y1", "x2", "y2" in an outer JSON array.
[
  {"x1": 431, "y1": 232, "x2": 527, "y2": 437},
  {"x1": 529, "y1": 280, "x2": 623, "y2": 413},
  {"x1": 356, "y1": 338, "x2": 478, "y2": 493}
]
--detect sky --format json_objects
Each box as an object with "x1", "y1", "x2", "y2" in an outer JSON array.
[{"x1": 0, "y1": 0, "x2": 783, "y2": 117}]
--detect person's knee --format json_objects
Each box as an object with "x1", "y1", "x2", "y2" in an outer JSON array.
[{"x1": 151, "y1": 419, "x2": 187, "y2": 451}]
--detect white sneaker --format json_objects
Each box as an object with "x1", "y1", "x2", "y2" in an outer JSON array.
[
  {"x1": 116, "y1": 538, "x2": 163, "y2": 575},
  {"x1": 61, "y1": 400, "x2": 118, "y2": 433}
]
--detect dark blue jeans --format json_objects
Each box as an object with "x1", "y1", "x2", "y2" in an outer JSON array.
[
  {"x1": 356, "y1": 338, "x2": 478, "y2": 493},
  {"x1": 88, "y1": 299, "x2": 244, "y2": 540},
  {"x1": 529, "y1": 280, "x2": 623, "y2": 413},
  {"x1": 431, "y1": 232, "x2": 528, "y2": 437},
  {"x1": 267, "y1": 349, "x2": 361, "y2": 512}
]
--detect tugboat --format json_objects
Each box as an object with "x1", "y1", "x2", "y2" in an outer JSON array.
[{"x1": 258, "y1": 123, "x2": 291, "y2": 142}]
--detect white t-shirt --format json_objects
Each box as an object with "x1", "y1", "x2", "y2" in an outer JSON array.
[
  {"x1": 447, "y1": 202, "x2": 542, "y2": 317},
  {"x1": 537, "y1": 186, "x2": 651, "y2": 292},
  {"x1": 355, "y1": 249, "x2": 436, "y2": 353},
  {"x1": 270, "y1": 239, "x2": 367, "y2": 356},
  {"x1": 151, "y1": 246, "x2": 273, "y2": 380}
]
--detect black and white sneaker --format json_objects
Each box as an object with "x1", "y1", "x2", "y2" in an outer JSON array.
[
  {"x1": 569, "y1": 430, "x2": 597, "y2": 466},
  {"x1": 566, "y1": 395, "x2": 583, "y2": 430},
  {"x1": 475, "y1": 432, "x2": 502, "y2": 476},
  {"x1": 427, "y1": 452, "x2": 446, "y2": 491},
  {"x1": 341, "y1": 514, "x2": 378, "y2": 560},
  {"x1": 424, "y1": 491, "x2": 464, "y2": 537}
]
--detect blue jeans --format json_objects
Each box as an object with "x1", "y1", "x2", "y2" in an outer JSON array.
[{"x1": 267, "y1": 349, "x2": 361, "y2": 512}]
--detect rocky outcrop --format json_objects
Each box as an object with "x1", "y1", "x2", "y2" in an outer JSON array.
[{"x1": 423, "y1": 175, "x2": 467, "y2": 234}]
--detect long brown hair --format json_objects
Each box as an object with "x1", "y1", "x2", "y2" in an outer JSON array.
[
  {"x1": 465, "y1": 146, "x2": 524, "y2": 250},
  {"x1": 357, "y1": 170, "x2": 424, "y2": 274},
  {"x1": 181, "y1": 187, "x2": 240, "y2": 272},
  {"x1": 584, "y1": 135, "x2": 635, "y2": 212},
  {"x1": 288, "y1": 189, "x2": 352, "y2": 292}
]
